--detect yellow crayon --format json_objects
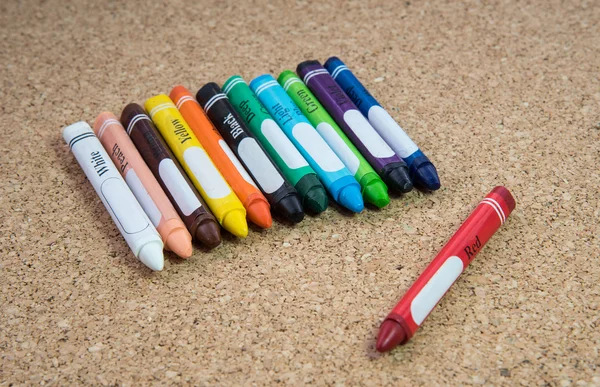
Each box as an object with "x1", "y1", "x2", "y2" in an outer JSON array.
[{"x1": 145, "y1": 95, "x2": 248, "y2": 238}]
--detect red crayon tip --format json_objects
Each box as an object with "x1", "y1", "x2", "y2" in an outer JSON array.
[{"x1": 376, "y1": 320, "x2": 406, "y2": 352}]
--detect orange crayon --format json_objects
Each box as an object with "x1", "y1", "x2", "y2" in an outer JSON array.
[
  {"x1": 170, "y1": 86, "x2": 272, "y2": 229},
  {"x1": 93, "y1": 112, "x2": 193, "y2": 258}
]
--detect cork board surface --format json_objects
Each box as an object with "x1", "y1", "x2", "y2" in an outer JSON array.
[{"x1": 1, "y1": 0, "x2": 599, "y2": 385}]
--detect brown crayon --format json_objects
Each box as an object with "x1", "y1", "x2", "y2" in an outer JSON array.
[{"x1": 121, "y1": 103, "x2": 221, "y2": 249}]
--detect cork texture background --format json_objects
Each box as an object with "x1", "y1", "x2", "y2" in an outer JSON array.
[{"x1": 1, "y1": 0, "x2": 599, "y2": 385}]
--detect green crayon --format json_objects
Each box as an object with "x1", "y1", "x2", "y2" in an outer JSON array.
[
  {"x1": 223, "y1": 75, "x2": 328, "y2": 214},
  {"x1": 278, "y1": 70, "x2": 390, "y2": 208}
]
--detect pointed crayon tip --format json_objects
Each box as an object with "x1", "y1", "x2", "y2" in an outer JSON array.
[
  {"x1": 222, "y1": 209, "x2": 249, "y2": 238},
  {"x1": 338, "y1": 185, "x2": 364, "y2": 213},
  {"x1": 295, "y1": 174, "x2": 328, "y2": 214},
  {"x1": 166, "y1": 228, "x2": 193, "y2": 258},
  {"x1": 138, "y1": 242, "x2": 165, "y2": 271},
  {"x1": 384, "y1": 165, "x2": 413, "y2": 194},
  {"x1": 362, "y1": 179, "x2": 390, "y2": 208},
  {"x1": 273, "y1": 194, "x2": 305, "y2": 224},
  {"x1": 246, "y1": 199, "x2": 273, "y2": 229},
  {"x1": 195, "y1": 220, "x2": 222, "y2": 249},
  {"x1": 376, "y1": 320, "x2": 406, "y2": 353},
  {"x1": 304, "y1": 186, "x2": 328, "y2": 214},
  {"x1": 413, "y1": 163, "x2": 441, "y2": 191}
]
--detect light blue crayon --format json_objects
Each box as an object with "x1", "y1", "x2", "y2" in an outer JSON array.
[
  {"x1": 324, "y1": 56, "x2": 441, "y2": 191},
  {"x1": 249, "y1": 74, "x2": 364, "y2": 213}
]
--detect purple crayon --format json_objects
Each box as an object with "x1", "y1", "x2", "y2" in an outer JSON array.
[{"x1": 297, "y1": 61, "x2": 413, "y2": 193}]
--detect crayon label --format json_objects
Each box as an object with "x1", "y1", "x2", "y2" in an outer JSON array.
[
  {"x1": 367, "y1": 106, "x2": 418, "y2": 158},
  {"x1": 158, "y1": 159, "x2": 202, "y2": 216},
  {"x1": 218, "y1": 139, "x2": 258, "y2": 188},
  {"x1": 238, "y1": 138, "x2": 284, "y2": 194},
  {"x1": 125, "y1": 170, "x2": 162, "y2": 227},
  {"x1": 261, "y1": 119, "x2": 308, "y2": 170},
  {"x1": 183, "y1": 146, "x2": 231, "y2": 199},
  {"x1": 101, "y1": 177, "x2": 150, "y2": 234},
  {"x1": 292, "y1": 122, "x2": 344, "y2": 172},
  {"x1": 410, "y1": 256, "x2": 464, "y2": 325},
  {"x1": 316, "y1": 122, "x2": 359, "y2": 175},
  {"x1": 343, "y1": 110, "x2": 396, "y2": 158}
]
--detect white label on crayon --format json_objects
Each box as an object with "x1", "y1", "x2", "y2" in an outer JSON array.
[
  {"x1": 183, "y1": 146, "x2": 231, "y2": 199},
  {"x1": 125, "y1": 170, "x2": 162, "y2": 227},
  {"x1": 238, "y1": 137, "x2": 284, "y2": 194},
  {"x1": 101, "y1": 177, "x2": 150, "y2": 234},
  {"x1": 158, "y1": 159, "x2": 202, "y2": 216},
  {"x1": 261, "y1": 119, "x2": 308, "y2": 170},
  {"x1": 292, "y1": 122, "x2": 344, "y2": 172},
  {"x1": 218, "y1": 139, "x2": 258, "y2": 188},
  {"x1": 343, "y1": 110, "x2": 396, "y2": 158},
  {"x1": 316, "y1": 122, "x2": 360, "y2": 175},
  {"x1": 367, "y1": 106, "x2": 418, "y2": 158},
  {"x1": 410, "y1": 256, "x2": 464, "y2": 325}
]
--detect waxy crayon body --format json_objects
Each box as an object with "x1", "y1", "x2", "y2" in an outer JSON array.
[
  {"x1": 196, "y1": 83, "x2": 305, "y2": 224},
  {"x1": 278, "y1": 70, "x2": 390, "y2": 209},
  {"x1": 169, "y1": 86, "x2": 272, "y2": 229},
  {"x1": 376, "y1": 186, "x2": 516, "y2": 352},
  {"x1": 144, "y1": 95, "x2": 248, "y2": 238},
  {"x1": 223, "y1": 76, "x2": 328, "y2": 214},
  {"x1": 120, "y1": 103, "x2": 221, "y2": 249},
  {"x1": 324, "y1": 56, "x2": 440, "y2": 191},
  {"x1": 93, "y1": 112, "x2": 193, "y2": 258},
  {"x1": 62, "y1": 122, "x2": 164, "y2": 271},
  {"x1": 249, "y1": 74, "x2": 364, "y2": 213},
  {"x1": 297, "y1": 60, "x2": 413, "y2": 194}
]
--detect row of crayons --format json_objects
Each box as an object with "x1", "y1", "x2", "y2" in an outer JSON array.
[{"x1": 62, "y1": 57, "x2": 441, "y2": 271}]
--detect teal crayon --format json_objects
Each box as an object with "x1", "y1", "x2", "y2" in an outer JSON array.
[
  {"x1": 278, "y1": 70, "x2": 390, "y2": 209},
  {"x1": 249, "y1": 74, "x2": 364, "y2": 213},
  {"x1": 223, "y1": 75, "x2": 328, "y2": 214}
]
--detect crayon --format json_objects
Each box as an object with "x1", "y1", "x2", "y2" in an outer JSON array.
[
  {"x1": 169, "y1": 86, "x2": 272, "y2": 228},
  {"x1": 93, "y1": 112, "x2": 193, "y2": 258},
  {"x1": 296, "y1": 60, "x2": 413, "y2": 194},
  {"x1": 196, "y1": 83, "x2": 305, "y2": 224},
  {"x1": 278, "y1": 70, "x2": 390, "y2": 209},
  {"x1": 120, "y1": 103, "x2": 221, "y2": 249},
  {"x1": 144, "y1": 95, "x2": 248, "y2": 238},
  {"x1": 249, "y1": 74, "x2": 364, "y2": 213},
  {"x1": 62, "y1": 122, "x2": 164, "y2": 271},
  {"x1": 223, "y1": 75, "x2": 328, "y2": 214},
  {"x1": 324, "y1": 56, "x2": 441, "y2": 191},
  {"x1": 376, "y1": 186, "x2": 516, "y2": 352}
]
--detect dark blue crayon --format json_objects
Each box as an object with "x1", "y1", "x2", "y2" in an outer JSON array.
[{"x1": 324, "y1": 56, "x2": 440, "y2": 191}]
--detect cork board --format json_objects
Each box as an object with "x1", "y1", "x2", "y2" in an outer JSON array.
[{"x1": 1, "y1": 0, "x2": 599, "y2": 385}]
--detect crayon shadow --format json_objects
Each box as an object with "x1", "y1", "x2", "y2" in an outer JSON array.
[
  {"x1": 52, "y1": 135, "x2": 164, "y2": 277},
  {"x1": 327, "y1": 196, "x2": 363, "y2": 218},
  {"x1": 364, "y1": 323, "x2": 386, "y2": 360},
  {"x1": 164, "y1": 250, "x2": 186, "y2": 265}
]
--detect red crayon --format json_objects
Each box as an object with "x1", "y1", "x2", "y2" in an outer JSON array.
[{"x1": 376, "y1": 186, "x2": 516, "y2": 352}]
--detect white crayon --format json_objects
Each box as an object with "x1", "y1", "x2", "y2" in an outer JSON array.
[{"x1": 63, "y1": 121, "x2": 164, "y2": 271}]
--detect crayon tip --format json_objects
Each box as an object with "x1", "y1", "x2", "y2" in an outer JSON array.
[
  {"x1": 138, "y1": 242, "x2": 165, "y2": 271},
  {"x1": 383, "y1": 165, "x2": 413, "y2": 193},
  {"x1": 195, "y1": 220, "x2": 222, "y2": 249},
  {"x1": 273, "y1": 194, "x2": 305, "y2": 224},
  {"x1": 413, "y1": 163, "x2": 441, "y2": 191},
  {"x1": 304, "y1": 186, "x2": 329, "y2": 214},
  {"x1": 376, "y1": 320, "x2": 406, "y2": 352},
  {"x1": 362, "y1": 179, "x2": 390, "y2": 208},
  {"x1": 165, "y1": 228, "x2": 193, "y2": 258},
  {"x1": 247, "y1": 199, "x2": 273, "y2": 229},
  {"x1": 221, "y1": 209, "x2": 249, "y2": 238},
  {"x1": 338, "y1": 184, "x2": 364, "y2": 213}
]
